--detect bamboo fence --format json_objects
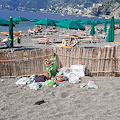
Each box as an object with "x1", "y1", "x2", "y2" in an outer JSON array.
[{"x1": 0, "y1": 46, "x2": 120, "y2": 77}]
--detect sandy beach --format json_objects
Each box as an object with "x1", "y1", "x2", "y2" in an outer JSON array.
[
  {"x1": 0, "y1": 25, "x2": 120, "y2": 52},
  {"x1": 0, "y1": 25, "x2": 120, "y2": 120},
  {"x1": 0, "y1": 76, "x2": 120, "y2": 120}
]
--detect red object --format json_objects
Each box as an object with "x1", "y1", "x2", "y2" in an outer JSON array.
[
  {"x1": 57, "y1": 79, "x2": 64, "y2": 82},
  {"x1": 56, "y1": 76, "x2": 64, "y2": 82},
  {"x1": 49, "y1": 76, "x2": 51, "y2": 80}
]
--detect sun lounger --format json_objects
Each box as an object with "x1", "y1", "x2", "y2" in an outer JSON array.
[
  {"x1": 113, "y1": 41, "x2": 120, "y2": 44},
  {"x1": 52, "y1": 41, "x2": 80, "y2": 48},
  {"x1": 31, "y1": 37, "x2": 54, "y2": 44},
  {"x1": 79, "y1": 37, "x2": 99, "y2": 43},
  {"x1": 0, "y1": 43, "x2": 7, "y2": 46},
  {"x1": 28, "y1": 28, "x2": 34, "y2": 35}
]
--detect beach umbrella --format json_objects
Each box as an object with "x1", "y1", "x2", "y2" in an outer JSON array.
[
  {"x1": 106, "y1": 16, "x2": 114, "y2": 42},
  {"x1": 52, "y1": 19, "x2": 58, "y2": 23},
  {"x1": 114, "y1": 20, "x2": 120, "y2": 23},
  {"x1": 58, "y1": 19, "x2": 69, "y2": 22},
  {"x1": 103, "y1": 21, "x2": 107, "y2": 32},
  {"x1": 7, "y1": 16, "x2": 14, "y2": 48},
  {"x1": 80, "y1": 20, "x2": 92, "y2": 25},
  {"x1": 100, "y1": 20, "x2": 109, "y2": 24},
  {"x1": 56, "y1": 20, "x2": 85, "y2": 30},
  {"x1": 90, "y1": 21, "x2": 95, "y2": 35},
  {"x1": 94, "y1": 20, "x2": 101, "y2": 24},
  {"x1": 30, "y1": 19, "x2": 39, "y2": 22},
  {"x1": 106, "y1": 20, "x2": 110, "y2": 23},
  {"x1": 13, "y1": 16, "x2": 29, "y2": 22},
  {"x1": 0, "y1": 18, "x2": 9, "y2": 26},
  {"x1": 7, "y1": 19, "x2": 19, "y2": 24},
  {"x1": 35, "y1": 19, "x2": 55, "y2": 26},
  {"x1": 73, "y1": 19, "x2": 81, "y2": 22}
]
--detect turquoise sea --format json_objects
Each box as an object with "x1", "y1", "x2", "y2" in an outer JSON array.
[{"x1": 0, "y1": 9, "x2": 106, "y2": 32}]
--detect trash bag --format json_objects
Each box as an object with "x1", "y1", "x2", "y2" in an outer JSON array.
[
  {"x1": 70, "y1": 65, "x2": 85, "y2": 77},
  {"x1": 16, "y1": 77, "x2": 30, "y2": 85},
  {"x1": 69, "y1": 73, "x2": 80, "y2": 84},
  {"x1": 28, "y1": 82, "x2": 40, "y2": 90},
  {"x1": 34, "y1": 75, "x2": 47, "y2": 82},
  {"x1": 57, "y1": 67, "x2": 70, "y2": 78},
  {"x1": 87, "y1": 81, "x2": 98, "y2": 89}
]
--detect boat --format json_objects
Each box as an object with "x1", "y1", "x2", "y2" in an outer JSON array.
[{"x1": 61, "y1": 14, "x2": 65, "y2": 16}]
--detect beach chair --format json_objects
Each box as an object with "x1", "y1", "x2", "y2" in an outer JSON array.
[
  {"x1": 0, "y1": 38, "x2": 9, "y2": 47},
  {"x1": 113, "y1": 41, "x2": 120, "y2": 45},
  {"x1": 79, "y1": 37, "x2": 99, "y2": 43},
  {"x1": 0, "y1": 43, "x2": 7, "y2": 47},
  {"x1": 31, "y1": 37, "x2": 54, "y2": 44},
  {"x1": 28, "y1": 28, "x2": 34, "y2": 35},
  {"x1": 52, "y1": 41, "x2": 80, "y2": 48}
]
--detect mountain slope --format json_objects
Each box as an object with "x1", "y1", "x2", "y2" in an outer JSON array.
[{"x1": 0, "y1": 0, "x2": 120, "y2": 18}]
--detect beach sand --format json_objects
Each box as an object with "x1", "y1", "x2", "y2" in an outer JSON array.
[{"x1": 0, "y1": 76, "x2": 120, "y2": 120}]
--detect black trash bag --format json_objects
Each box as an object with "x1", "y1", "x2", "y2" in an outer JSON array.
[{"x1": 34, "y1": 75, "x2": 47, "y2": 82}]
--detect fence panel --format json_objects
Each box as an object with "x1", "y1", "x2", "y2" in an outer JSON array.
[{"x1": 0, "y1": 46, "x2": 120, "y2": 77}]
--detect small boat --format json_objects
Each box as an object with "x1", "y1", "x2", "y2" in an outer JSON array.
[{"x1": 61, "y1": 14, "x2": 65, "y2": 16}]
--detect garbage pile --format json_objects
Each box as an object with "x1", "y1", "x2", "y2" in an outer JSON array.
[{"x1": 16, "y1": 54, "x2": 98, "y2": 90}]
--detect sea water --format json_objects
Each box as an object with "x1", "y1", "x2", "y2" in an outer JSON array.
[{"x1": 0, "y1": 9, "x2": 106, "y2": 32}]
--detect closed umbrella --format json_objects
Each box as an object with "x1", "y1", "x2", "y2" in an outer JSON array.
[
  {"x1": 103, "y1": 21, "x2": 107, "y2": 32},
  {"x1": 56, "y1": 20, "x2": 85, "y2": 30},
  {"x1": 35, "y1": 19, "x2": 55, "y2": 26},
  {"x1": 90, "y1": 21, "x2": 95, "y2": 35},
  {"x1": 119, "y1": 21, "x2": 120, "y2": 29},
  {"x1": 7, "y1": 16, "x2": 13, "y2": 48},
  {"x1": 106, "y1": 16, "x2": 114, "y2": 42},
  {"x1": 0, "y1": 18, "x2": 9, "y2": 26}
]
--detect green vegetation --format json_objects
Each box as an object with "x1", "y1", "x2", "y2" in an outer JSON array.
[{"x1": 102, "y1": 0, "x2": 120, "y2": 6}]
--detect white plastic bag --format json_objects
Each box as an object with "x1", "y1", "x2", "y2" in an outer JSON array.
[
  {"x1": 28, "y1": 82, "x2": 39, "y2": 90},
  {"x1": 57, "y1": 67, "x2": 70, "y2": 78},
  {"x1": 69, "y1": 73, "x2": 79, "y2": 84},
  {"x1": 87, "y1": 81, "x2": 98, "y2": 89},
  {"x1": 70, "y1": 65, "x2": 85, "y2": 77},
  {"x1": 16, "y1": 77, "x2": 30, "y2": 85}
]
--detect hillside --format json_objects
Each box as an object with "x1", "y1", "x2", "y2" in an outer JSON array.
[{"x1": 0, "y1": 0, "x2": 120, "y2": 19}]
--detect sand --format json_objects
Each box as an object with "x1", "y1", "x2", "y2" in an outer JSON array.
[{"x1": 0, "y1": 76, "x2": 120, "y2": 120}]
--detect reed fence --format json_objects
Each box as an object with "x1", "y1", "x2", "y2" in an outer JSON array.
[{"x1": 0, "y1": 46, "x2": 120, "y2": 77}]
